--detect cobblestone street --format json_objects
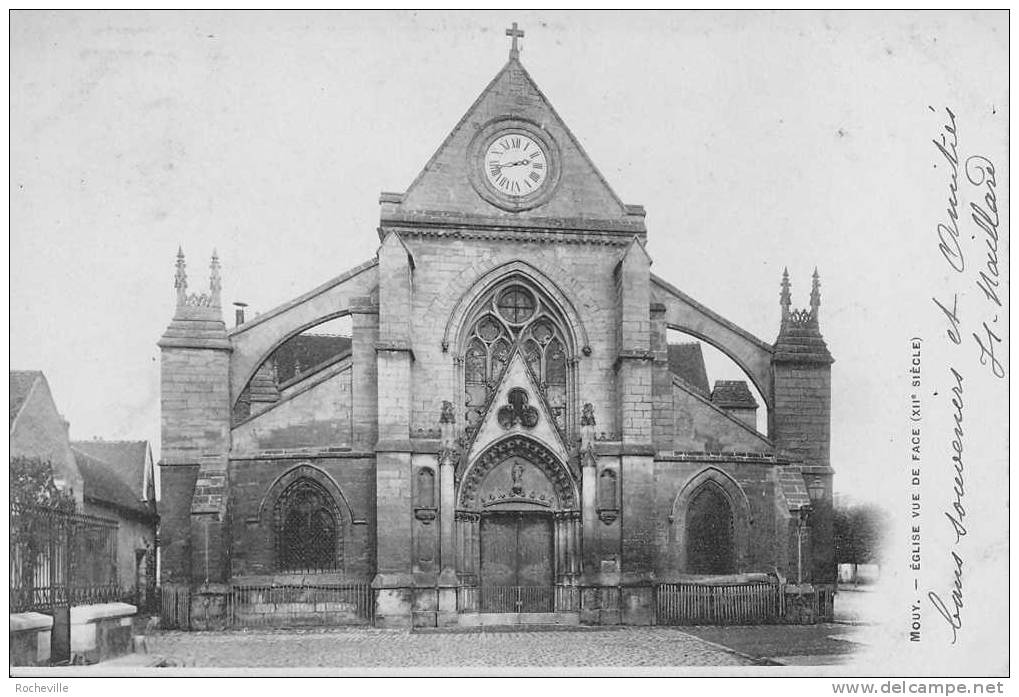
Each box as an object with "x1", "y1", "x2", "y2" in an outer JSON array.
[{"x1": 147, "y1": 626, "x2": 755, "y2": 669}]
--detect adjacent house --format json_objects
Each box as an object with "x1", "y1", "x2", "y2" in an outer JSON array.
[
  {"x1": 71, "y1": 440, "x2": 159, "y2": 605},
  {"x1": 9, "y1": 370, "x2": 158, "y2": 604},
  {"x1": 10, "y1": 370, "x2": 83, "y2": 503}
]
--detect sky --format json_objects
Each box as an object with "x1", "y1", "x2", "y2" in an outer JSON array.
[{"x1": 9, "y1": 9, "x2": 1010, "y2": 673}]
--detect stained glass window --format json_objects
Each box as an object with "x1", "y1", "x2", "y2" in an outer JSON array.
[
  {"x1": 274, "y1": 478, "x2": 341, "y2": 572},
  {"x1": 465, "y1": 339, "x2": 487, "y2": 383},
  {"x1": 462, "y1": 281, "x2": 574, "y2": 435},
  {"x1": 496, "y1": 286, "x2": 535, "y2": 323}
]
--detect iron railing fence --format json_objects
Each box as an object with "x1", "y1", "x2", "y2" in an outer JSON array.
[
  {"x1": 554, "y1": 584, "x2": 581, "y2": 612},
  {"x1": 457, "y1": 585, "x2": 580, "y2": 613},
  {"x1": 228, "y1": 582, "x2": 374, "y2": 628},
  {"x1": 656, "y1": 582, "x2": 780, "y2": 625},
  {"x1": 10, "y1": 503, "x2": 121, "y2": 613}
]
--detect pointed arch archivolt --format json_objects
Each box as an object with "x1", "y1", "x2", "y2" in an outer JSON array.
[
  {"x1": 453, "y1": 264, "x2": 580, "y2": 439},
  {"x1": 257, "y1": 461, "x2": 354, "y2": 526},
  {"x1": 669, "y1": 466, "x2": 753, "y2": 574},
  {"x1": 440, "y1": 260, "x2": 591, "y2": 355},
  {"x1": 457, "y1": 434, "x2": 579, "y2": 511}
]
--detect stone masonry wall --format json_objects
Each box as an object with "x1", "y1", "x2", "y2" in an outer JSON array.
[
  {"x1": 158, "y1": 463, "x2": 199, "y2": 583},
  {"x1": 227, "y1": 456, "x2": 375, "y2": 579},
  {"x1": 160, "y1": 343, "x2": 231, "y2": 585},
  {"x1": 160, "y1": 348, "x2": 231, "y2": 463},
  {"x1": 671, "y1": 383, "x2": 771, "y2": 453},
  {"x1": 772, "y1": 363, "x2": 831, "y2": 467},
  {"x1": 652, "y1": 459, "x2": 782, "y2": 576},
  {"x1": 231, "y1": 367, "x2": 353, "y2": 453},
  {"x1": 398, "y1": 59, "x2": 632, "y2": 223},
  {"x1": 401, "y1": 236, "x2": 627, "y2": 438}
]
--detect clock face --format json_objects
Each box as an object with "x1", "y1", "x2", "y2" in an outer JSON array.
[{"x1": 484, "y1": 133, "x2": 548, "y2": 196}]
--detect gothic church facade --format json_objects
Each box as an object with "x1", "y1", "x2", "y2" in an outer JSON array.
[{"x1": 159, "y1": 34, "x2": 834, "y2": 627}]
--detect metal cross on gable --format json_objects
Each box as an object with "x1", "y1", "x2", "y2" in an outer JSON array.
[{"x1": 506, "y1": 22, "x2": 524, "y2": 58}]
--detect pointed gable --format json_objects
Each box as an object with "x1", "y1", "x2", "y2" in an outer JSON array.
[
  {"x1": 382, "y1": 57, "x2": 645, "y2": 235},
  {"x1": 10, "y1": 370, "x2": 42, "y2": 428},
  {"x1": 467, "y1": 350, "x2": 569, "y2": 464}
]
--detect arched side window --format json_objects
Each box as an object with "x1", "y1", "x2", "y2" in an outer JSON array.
[
  {"x1": 685, "y1": 484, "x2": 735, "y2": 575},
  {"x1": 273, "y1": 477, "x2": 343, "y2": 573},
  {"x1": 462, "y1": 281, "x2": 572, "y2": 436}
]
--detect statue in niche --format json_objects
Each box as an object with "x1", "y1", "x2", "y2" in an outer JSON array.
[{"x1": 511, "y1": 460, "x2": 525, "y2": 495}]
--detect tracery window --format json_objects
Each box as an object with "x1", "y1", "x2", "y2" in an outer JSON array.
[
  {"x1": 463, "y1": 282, "x2": 571, "y2": 434},
  {"x1": 273, "y1": 477, "x2": 342, "y2": 573}
]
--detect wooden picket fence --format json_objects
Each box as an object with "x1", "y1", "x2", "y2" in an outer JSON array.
[
  {"x1": 810, "y1": 583, "x2": 836, "y2": 622},
  {"x1": 159, "y1": 583, "x2": 191, "y2": 630},
  {"x1": 656, "y1": 581, "x2": 780, "y2": 625}
]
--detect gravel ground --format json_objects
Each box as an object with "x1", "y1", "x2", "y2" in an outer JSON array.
[
  {"x1": 683, "y1": 623, "x2": 862, "y2": 663},
  {"x1": 148, "y1": 626, "x2": 755, "y2": 668}
]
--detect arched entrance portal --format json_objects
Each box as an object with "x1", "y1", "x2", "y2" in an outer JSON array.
[{"x1": 456, "y1": 436, "x2": 581, "y2": 613}]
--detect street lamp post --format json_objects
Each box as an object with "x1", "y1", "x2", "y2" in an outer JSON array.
[{"x1": 796, "y1": 505, "x2": 812, "y2": 584}]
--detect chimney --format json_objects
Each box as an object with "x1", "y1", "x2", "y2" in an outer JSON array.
[{"x1": 234, "y1": 302, "x2": 248, "y2": 327}]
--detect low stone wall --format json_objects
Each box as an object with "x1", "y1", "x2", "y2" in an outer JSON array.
[
  {"x1": 166, "y1": 578, "x2": 832, "y2": 629},
  {"x1": 782, "y1": 583, "x2": 836, "y2": 624},
  {"x1": 187, "y1": 581, "x2": 375, "y2": 630},
  {"x1": 579, "y1": 584, "x2": 655, "y2": 626},
  {"x1": 10, "y1": 613, "x2": 53, "y2": 666},
  {"x1": 70, "y1": 602, "x2": 136, "y2": 663}
]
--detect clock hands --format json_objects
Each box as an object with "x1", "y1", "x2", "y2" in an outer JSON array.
[{"x1": 490, "y1": 159, "x2": 531, "y2": 172}]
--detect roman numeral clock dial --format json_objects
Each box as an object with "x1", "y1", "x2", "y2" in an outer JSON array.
[{"x1": 484, "y1": 133, "x2": 548, "y2": 196}]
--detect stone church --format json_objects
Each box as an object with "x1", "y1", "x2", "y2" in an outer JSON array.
[{"x1": 159, "y1": 29, "x2": 835, "y2": 627}]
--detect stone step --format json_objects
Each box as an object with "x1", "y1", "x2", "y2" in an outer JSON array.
[{"x1": 457, "y1": 612, "x2": 580, "y2": 627}]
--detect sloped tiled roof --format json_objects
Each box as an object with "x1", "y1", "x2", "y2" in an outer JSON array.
[
  {"x1": 72, "y1": 449, "x2": 154, "y2": 518},
  {"x1": 273, "y1": 334, "x2": 352, "y2": 384},
  {"x1": 70, "y1": 440, "x2": 149, "y2": 500},
  {"x1": 10, "y1": 370, "x2": 42, "y2": 427},
  {"x1": 710, "y1": 380, "x2": 759, "y2": 409},
  {"x1": 667, "y1": 343, "x2": 710, "y2": 396}
]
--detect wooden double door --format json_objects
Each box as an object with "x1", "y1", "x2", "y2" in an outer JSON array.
[{"x1": 479, "y1": 511, "x2": 554, "y2": 612}]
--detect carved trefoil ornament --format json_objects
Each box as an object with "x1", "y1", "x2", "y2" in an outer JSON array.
[{"x1": 497, "y1": 387, "x2": 539, "y2": 429}]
